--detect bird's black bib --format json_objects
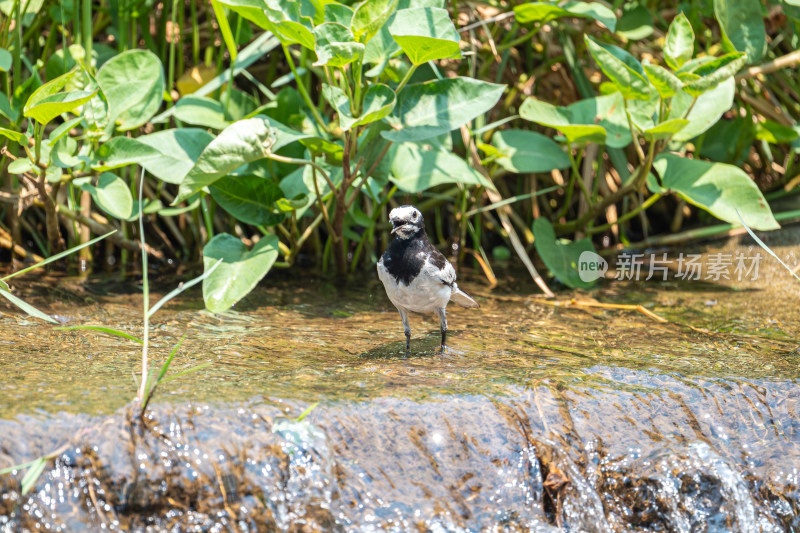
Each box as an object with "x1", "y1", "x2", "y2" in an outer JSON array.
[{"x1": 381, "y1": 231, "x2": 447, "y2": 286}]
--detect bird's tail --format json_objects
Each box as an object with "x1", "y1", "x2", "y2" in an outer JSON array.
[{"x1": 450, "y1": 284, "x2": 479, "y2": 308}]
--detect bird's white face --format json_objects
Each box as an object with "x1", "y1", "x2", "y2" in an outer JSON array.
[{"x1": 389, "y1": 205, "x2": 424, "y2": 239}]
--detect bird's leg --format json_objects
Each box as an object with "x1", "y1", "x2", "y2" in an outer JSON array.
[
  {"x1": 398, "y1": 307, "x2": 411, "y2": 353},
  {"x1": 436, "y1": 307, "x2": 447, "y2": 352}
]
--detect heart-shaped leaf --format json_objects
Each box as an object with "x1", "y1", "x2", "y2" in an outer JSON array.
[
  {"x1": 648, "y1": 154, "x2": 778, "y2": 230},
  {"x1": 389, "y1": 142, "x2": 494, "y2": 193},
  {"x1": 714, "y1": 0, "x2": 766, "y2": 63},
  {"x1": 74, "y1": 172, "x2": 134, "y2": 220},
  {"x1": 382, "y1": 77, "x2": 504, "y2": 142},
  {"x1": 97, "y1": 49, "x2": 164, "y2": 131},
  {"x1": 520, "y1": 92, "x2": 632, "y2": 147},
  {"x1": 173, "y1": 95, "x2": 229, "y2": 129},
  {"x1": 202, "y1": 233, "x2": 280, "y2": 313},
  {"x1": 210, "y1": 175, "x2": 286, "y2": 226},
  {"x1": 533, "y1": 217, "x2": 598, "y2": 289},
  {"x1": 669, "y1": 77, "x2": 734, "y2": 142},
  {"x1": 388, "y1": 7, "x2": 461, "y2": 65},
  {"x1": 175, "y1": 116, "x2": 310, "y2": 203},
  {"x1": 95, "y1": 128, "x2": 214, "y2": 184},
  {"x1": 489, "y1": 129, "x2": 570, "y2": 173}
]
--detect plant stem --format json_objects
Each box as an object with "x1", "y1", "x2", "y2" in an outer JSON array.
[
  {"x1": 282, "y1": 43, "x2": 327, "y2": 131},
  {"x1": 136, "y1": 171, "x2": 149, "y2": 404},
  {"x1": 588, "y1": 193, "x2": 662, "y2": 235},
  {"x1": 395, "y1": 64, "x2": 418, "y2": 93}
]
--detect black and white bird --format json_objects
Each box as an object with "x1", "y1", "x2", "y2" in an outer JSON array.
[{"x1": 377, "y1": 205, "x2": 479, "y2": 352}]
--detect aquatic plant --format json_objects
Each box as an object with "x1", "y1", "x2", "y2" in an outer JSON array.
[{"x1": 0, "y1": 0, "x2": 796, "y2": 304}]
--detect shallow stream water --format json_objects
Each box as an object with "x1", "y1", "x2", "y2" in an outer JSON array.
[{"x1": 0, "y1": 236, "x2": 799, "y2": 531}]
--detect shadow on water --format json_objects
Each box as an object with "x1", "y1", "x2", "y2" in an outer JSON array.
[{"x1": 0, "y1": 258, "x2": 799, "y2": 530}]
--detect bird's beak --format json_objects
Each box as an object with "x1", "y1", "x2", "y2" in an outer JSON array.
[{"x1": 390, "y1": 219, "x2": 404, "y2": 234}]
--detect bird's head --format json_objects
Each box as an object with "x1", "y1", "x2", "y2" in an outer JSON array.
[{"x1": 389, "y1": 205, "x2": 425, "y2": 239}]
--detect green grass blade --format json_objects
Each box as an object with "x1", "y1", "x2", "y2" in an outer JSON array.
[
  {"x1": 464, "y1": 186, "x2": 561, "y2": 217},
  {"x1": 296, "y1": 402, "x2": 319, "y2": 422},
  {"x1": 736, "y1": 209, "x2": 800, "y2": 283},
  {"x1": 0, "y1": 458, "x2": 42, "y2": 476},
  {"x1": 0, "y1": 288, "x2": 58, "y2": 323},
  {"x1": 1, "y1": 230, "x2": 117, "y2": 282},
  {"x1": 21, "y1": 458, "x2": 47, "y2": 495},
  {"x1": 156, "y1": 362, "x2": 212, "y2": 386},
  {"x1": 147, "y1": 258, "x2": 223, "y2": 318},
  {"x1": 54, "y1": 325, "x2": 144, "y2": 344},
  {"x1": 156, "y1": 334, "x2": 187, "y2": 383}
]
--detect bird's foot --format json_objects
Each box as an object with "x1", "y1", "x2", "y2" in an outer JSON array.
[{"x1": 440, "y1": 344, "x2": 447, "y2": 353}]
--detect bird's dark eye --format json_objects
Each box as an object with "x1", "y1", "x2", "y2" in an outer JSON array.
[{"x1": 412, "y1": 212, "x2": 418, "y2": 219}]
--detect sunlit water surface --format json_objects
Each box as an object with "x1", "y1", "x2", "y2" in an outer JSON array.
[{"x1": 0, "y1": 243, "x2": 798, "y2": 531}]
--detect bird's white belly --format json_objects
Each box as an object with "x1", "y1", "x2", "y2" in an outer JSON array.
[{"x1": 378, "y1": 262, "x2": 451, "y2": 313}]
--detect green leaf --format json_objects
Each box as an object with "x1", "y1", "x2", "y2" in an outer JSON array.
[
  {"x1": 24, "y1": 90, "x2": 97, "y2": 126},
  {"x1": 533, "y1": 217, "x2": 597, "y2": 289},
  {"x1": 616, "y1": 3, "x2": 653, "y2": 40},
  {"x1": 664, "y1": 12, "x2": 694, "y2": 70},
  {"x1": 210, "y1": 175, "x2": 286, "y2": 226},
  {"x1": 73, "y1": 172, "x2": 133, "y2": 220},
  {"x1": 174, "y1": 95, "x2": 229, "y2": 129},
  {"x1": 714, "y1": 0, "x2": 766, "y2": 63},
  {"x1": 514, "y1": 2, "x2": 616, "y2": 31},
  {"x1": 0, "y1": 127, "x2": 27, "y2": 144},
  {"x1": 323, "y1": 83, "x2": 395, "y2": 131},
  {"x1": 755, "y1": 120, "x2": 799, "y2": 144},
  {"x1": 647, "y1": 153, "x2": 778, "y2": 230},
  {"x1": 584, "y1": 36, "x2": 653, "y2": 100},
  {"x1": 8, "y1": 158, "x2": 34, "y2": 175},
  {"x1": 48, "y1": 115, "x2": 83, "y2": 146},
  {"x1": 382, "y1": 77, "x2": 504, "y2": 142},
  {"x1": 275, "y1": 20, "x2": 316, "y2": 50},
  {"x1": 136, "y1": 129, "x2": 216, "y2": 183},
  {"x1": 97, "y1": 49, "x2": 164, "y2": 131},
  {"x1": 0, "y1": 48, "x2": 10, "y2": 72},
  {"x1": 175, "y1": 116, "x2": 309, "y2": 203},
  {"x1": 642, "y1": 118, "x2": 689, "y2": 141},
  {"x1": 0, "y1": 287, "x2": 57, "y2": 323},
  {"x1": 389, "y1": 142, "x2": 494, "y2": 193},
  {"x1": 202, "y1": 233, "x2": 280, "y2": 313},
  {"x1": 324, "y1": 3, "x2": 354, "y2": 25},
  {"x1": 669, "y1": 77, "x2": 734, "y2": 142},
  {"x1": 23, "y1": 70, "x2": 97, "y2": 126},
  {"x1": 55, "y1": 325, "x2": 143, "y2": 344},
  {"x1": 489, "y1": 129, "x2": 570, "y2": 173},
  {"x1": 212, "y1": 0, "x2": 274, "y2": 30},
  {"x1": 519, "y1": 92, "x2": 632, "y2": 147},
  {"x1": 643, "y1": 63, "x2": 682, "y2": 99},
  {"x1": 352, "y1": 0, "x2": 400, "y2": 43},
  {"x1": 684, "y1": 52, "x2": 746, "y2": 96},
  {"x1": 313, "y1": 22, "x2": 365, "y2": 67},
  {"x1": 388, "y1": 7, "x2": 461, "y2": 65},
  {"x1": 95, "y1": 129, "x2": 215, "y2": 184}
]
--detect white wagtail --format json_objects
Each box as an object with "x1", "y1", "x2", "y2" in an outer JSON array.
[{"x1": 377, "y1": 205, "x2": 479, "y2": 352}]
